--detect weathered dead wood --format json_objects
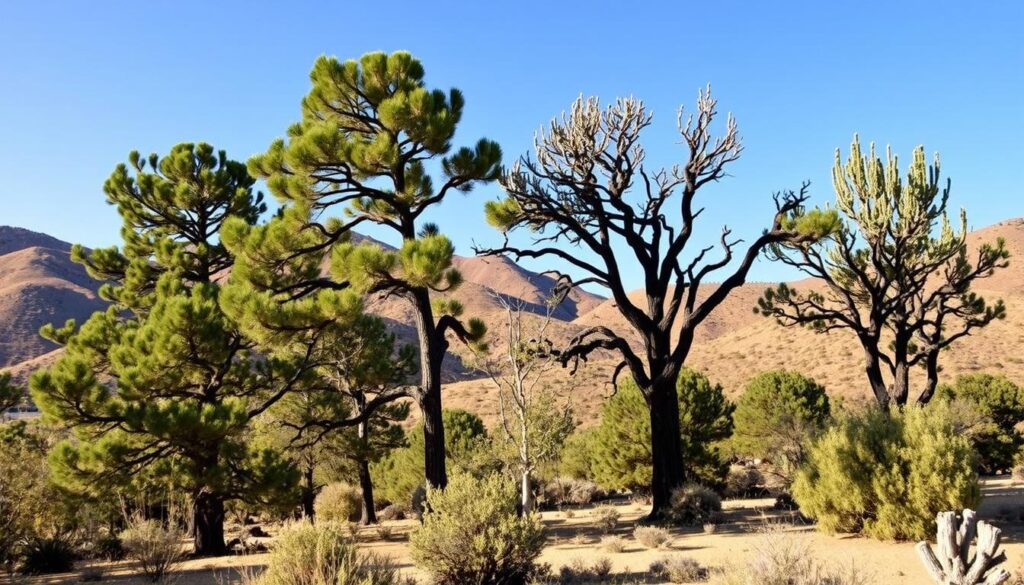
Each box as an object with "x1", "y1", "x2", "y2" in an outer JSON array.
[{"x1": 917, "y1": 509, "x2": 1010, "y2": 585}]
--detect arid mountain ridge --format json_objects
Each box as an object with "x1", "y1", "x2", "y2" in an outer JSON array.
[{"x1": 2, "y1": 219, "x2": 1022, "y2": 425}]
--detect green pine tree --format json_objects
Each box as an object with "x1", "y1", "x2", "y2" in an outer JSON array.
[
  {"x1": 30, "y1": 144, "x2": 311, "y2": 556},
  {"x1": 243, "y1": 51, "x2": 501, "y2": 488}
]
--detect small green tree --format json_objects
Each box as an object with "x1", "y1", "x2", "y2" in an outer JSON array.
[
  {"x1": 590, "y1": 370, "x2": 733, "y2": 493},
  {"x1": 731, "y1": 370, "x2": 830, "y2": 482},
  {"x1": 559, "y1": 427, "x2": 599, "y2": 481},
  {"x1": 247, "y1": 51, "x2": 501, "y2": 490},
  {"x1": 759, "y1": 136, "x2": 1009, "y2": 407},
  {"x1": 793, "y1": 402, "x2": 979, "y2": 540},
  {"x1": 31, "y1": 144, "x2": 308, "y2": 556},
  {"x1": 372, "y1": 409, "x2": 489, "y2": 507},
  {"x1": 936, "y1": 374, "x2": 1024, "y2": 474},
  {"x1": 0, "y1": 373, "x2": 20, "y2": 413}
]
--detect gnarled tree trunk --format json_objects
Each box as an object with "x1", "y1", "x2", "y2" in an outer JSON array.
[
  {"x1": 917, "y1": 509, "x2": 1010, "y2": 584},
  {"x1": 193, "y1": 492, "x2": 227, "y2": 557}
]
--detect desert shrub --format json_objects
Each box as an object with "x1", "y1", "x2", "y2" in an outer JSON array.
[
  {"x1": 377, "y1": 503, "x2": 406, "y2": 521},
  {"x1": 120, "y1": 518, "x2": 184, "y2": 583},
  {"x1": 558, "y1": 557, "x2": 614, "y2": 583},
  {"x1": 91, "y1": 533, "x2": 126, "y2": 561},
  {"x1": 1013, "y1": 464, "x2": 1024, "y2": 484},
  {"x1": 669, "y1": 484, "x2": 722, "y2": 526},
  {"x1": 633, "y1": 526, "x2": 670, "y2": 549},
  {"x1": 409, "y1": 472, "x2": 545, "y2": 584},
  {"x1": 793, "y1": 403, "x2": 979, "y2": 540},
  {"x1": 936, "y1": 373, "x2": 1024, "y2": 473},
  {"x1": 717, "y1": 531, "x2": 868, "y2": 585},
  {"x1": 540, "y1": 477, "x2": 602, "y2": 508},
  {"x1": 19, "y1": 536, "x2": 75, "y2": 575},
  {"x1": 724, "y1": 465, "x2": 763, "y2": 498},
  {"x1": 730, "y1": 371, "x2": 830, "y2": 482},
  {"x1": 594, "y1": 506, "x2": 620, "y2": 533},
  {"x1": 315, "y1": 483, "x2": 361, "y2": 523},
  {"x1": 372, "y1": 409, "x2": 490, "y2": 506},
  {"x1": 589, "y1": 371, "x2": 734, "y2": 493},
  {"x1": 602, "y1": 536, "x2": 627, "y2": 553},
  {"x1": 649, "y1": 556, "x2": 706, "y2": 583},
  {"x1": 256, "y1": 521, "x2": 400, "y2": 585}
]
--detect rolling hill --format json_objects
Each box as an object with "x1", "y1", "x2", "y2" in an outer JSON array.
[{"x1": 2, "y1": 219, "x2": 1022, "y2": 427}]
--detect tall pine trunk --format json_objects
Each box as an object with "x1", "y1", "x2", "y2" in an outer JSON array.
[
  {"x1": 300, "y1": 464, "x2": 316, "y2": 521},
  {"x1": 193, "y1": 492, "x2": 227, "y2": 557},
  {"x1": 356, "y1": 419, "x2": 377, "y2": 525},
  {"x1": 411, "y1": 287, "x2": 448, "y2": 489},
  {"x1": 646, "y1": 377, "x2": 685, "y2": 521}
]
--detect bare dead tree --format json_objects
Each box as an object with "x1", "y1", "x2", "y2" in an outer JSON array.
[
  {"x1": 471, "y1": 290, "x2": 574, "y2": 514},
  {"x1": 477, "y1": 88, "x2": 822, "y2": 519}
]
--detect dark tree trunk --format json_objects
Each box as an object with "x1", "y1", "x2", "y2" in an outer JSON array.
[
  {"x1": 861, "y1": 340, "x2": 890, "y2": 409},
  {"x1": 357, "y1": 458, "x2": 377, "y2": 525},
  {"x1": 356, "y1": 417, "x2": 378, "y2": 525},
  {"x1": 645, "y1": 377, "x2": 685, "y2": 522},
  {"x1": 193, "y1": 492, "x2": 227, "y2": 557},
  {"x1": 301, "y1": 464, "x2": 316, "y2": 521},
  {"x1": 411, "y1": 287, "x2": 448, "y2": 489},
  {"x1": 917, "y1": 350, "x2": 941, "y2": 405}
]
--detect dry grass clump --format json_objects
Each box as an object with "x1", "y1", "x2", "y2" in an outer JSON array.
[
  {"x1": 633, "y1": 525, "x2": 671, "y2": 549},
  {"x1": 594, "y1": 506, "x2": 621, "y2": 533},
  {"x1": 649, "y1": 556, "x2": 708, "y2": 583},
  {"x1": 119, "y1": 518, "x2": 185, "y2": 583},
  {"x1": 715, "y1": 530, "x2": 869, "y2": 585},
  {"x1": 602, "y1": 535, "x2": 627, "y2": 553},
  {"x1": 249, "y1": 521, "x2": 402, "y2": 585},
  {"x1": 314, "y1": 483, "x2": 361, "y2": 523}
]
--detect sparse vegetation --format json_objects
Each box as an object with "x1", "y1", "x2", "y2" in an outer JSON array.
[
  {"x1": 669, "y1": 484, "x2": 722, "y2": 527},
  {"x1": 253, "y1": 521, "x2": 401, "y2": 585},
  {"x1": 633, "y1": 525, "x2": 670, "y2": 549},
  {"x1": 120, "y1": 517, "x2": 184, "y2": 583},
  {"x1": 315, "y1": 483, "x2": 362, "y2": 524}
]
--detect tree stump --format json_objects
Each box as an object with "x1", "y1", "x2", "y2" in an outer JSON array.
[{"x1": 916, "y1": 509, "x2": 1011, "y2": 585}]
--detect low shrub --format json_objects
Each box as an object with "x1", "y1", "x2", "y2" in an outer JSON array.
[
  {"x1": 669, "y1": 484, "x2": 721, "y2": 526},
  {"x1": 724, "y1": 466, "x2": 763, "y2": 499},
  {"x1": 255, "y1": 521, "x2": 401, "y2": 585},
  {"x1": 539, "y1": 477, "x2": 602, "y2": 508},
  {"x1": 377, "y1": 503, "x2": 406, "y2": 521},
  {"x1": 120, "y1": 518, "x2": 184, "y2": 583},
  {"x1": 594, "y1": 506, "x2": 620, "y2": 533},
  {"x1": 633, "y1": 526, "x2": 670, "y2": 549},
  {"x1": 558, "y1": 557, "x2": 613, "y2": 583},
  {"x1": 717, "y1": 531, "x2": 868, "y2": 585},
  {"x1": 315, "y1": 483, "x2": 361, "y2": 523},
  {"x1": 649, "y1": 556, "x2": 707, "y2": 583},
  {"x1": 792, "y1": 403, "x2": 980, "y2": 540},
  {"x1": 91, "y1": 533, "x2": 126, "y2": 561},
  {"x1": 20, "y1": 536, "x2": 75, "y2": 575},
  {"x1": 602, "y1": 536, "x2": 627, "y2": 553},
  {"x1": 409, "y1": 472, "x2": 545, "y2": 584}
]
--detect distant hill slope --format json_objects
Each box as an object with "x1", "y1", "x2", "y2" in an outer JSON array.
[{"x1": 3, "y1": 219, "x2": 1022, "y2": 429}]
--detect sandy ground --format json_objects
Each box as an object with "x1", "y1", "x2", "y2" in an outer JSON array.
[{"x1": 6, "y1": 477, "x2": 1024, "y2": 585}]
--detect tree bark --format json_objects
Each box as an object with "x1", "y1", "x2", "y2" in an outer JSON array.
[
  {"x1": 521, "y1": 470, "x2": 533, "y2": 515},
  {"x1": 862, "y1": 342, "x2": 891, "y2": 409},
  {"x1": 411, "y1": 287, "x2": 448, "y2": 489},
  {"x1": 193, "y1": 492, "x2": 227, "y2": 557},
  {"x1": 357, "y1": 457, "x2": 377, "y2": 525},
  {"x1": 646, "y1": 377, "x2": 685, "y2": 521},
  {"x1": 300, "y1": 464, "x2": 316, "y2": 521}
]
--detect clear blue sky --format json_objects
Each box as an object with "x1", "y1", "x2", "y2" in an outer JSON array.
[{"x1": 1, "y1": 0, "x2": 1021, "y2": 286}]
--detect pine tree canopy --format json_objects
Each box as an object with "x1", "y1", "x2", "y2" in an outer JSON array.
[{"x1": 30, "y1": 143, "x2": 302, "y2": 513}]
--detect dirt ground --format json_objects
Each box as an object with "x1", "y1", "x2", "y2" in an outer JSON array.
[{"x1": 7, "y1": 477, "x2": 1024, "y2": 585}]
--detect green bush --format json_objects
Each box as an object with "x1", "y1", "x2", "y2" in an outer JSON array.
[
  {"x1": 19, "y1": 537, "x2": 75, "y2": 575},
  {"x1": 731, "y1": 371, "x2": 830, "y2": 480},
  {"x1": 589, "y1": 370, "x2": 733, "y2": 493},
  {"x1": 256, "y1": 521, "x2": 401, "y2": 585},
  {"x1": 558, "y1": 428, "x2": 598, "y2": 480},
  {"x1": 409, "y1": 472, "x2": 546, "y2": 584},
  {"x1": 793, "y1": 403, "x2": 980, "y2": 540},
  {"x1": 91, "y1": 533, "x2": 126, "y2": 561},
  {"x1": 371, "y1": 409, "x2": 490, "y2": 505},
  {"x1": 668, "y1": 484, "x2": 722, "y2": 526},
  {"x1": 936, "y1": 373, "x2": 1024, "y2": 473},
  {"x1": 314, "y1": 483, "x2": 361, "y2": 523}
]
